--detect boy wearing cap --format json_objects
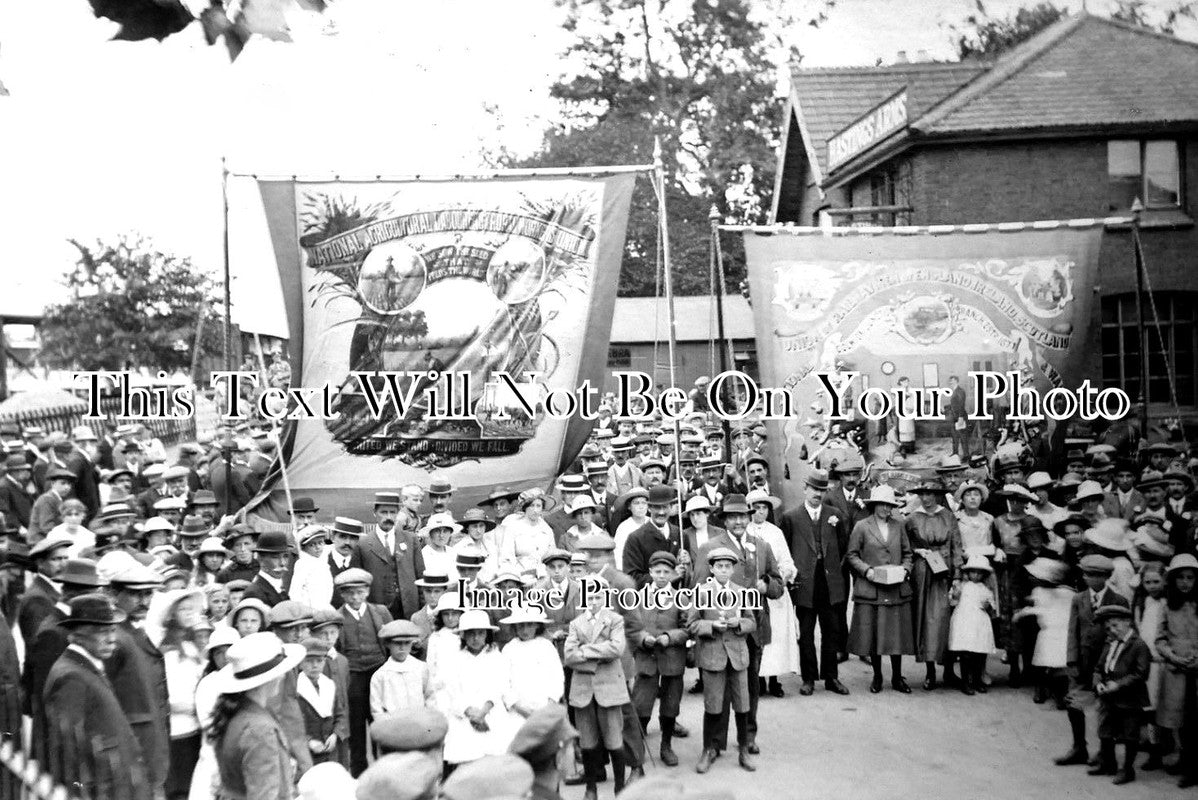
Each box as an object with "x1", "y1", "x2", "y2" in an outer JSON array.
[
  {"x1": 371, "y1": 619, "x2": 433, "y2": 718},
  {"x1": 297, "y1": 636, "x2": 350, "y2": 768},
  {"x1": 629, "y1": 551, "x2": 689, "y2": 767},
  {"x1": 336, "y1": 568, "x2": 394, "y2": 776},
  {"x1": 689, "y1": 547, "x2": 757, "y2": 773},
  {"x1": 28, "y1": 466, "x2": 75, "y2": 542},
  {"x1": 1056, "y1": 555, "x2": 1123, "y2": 767},
  {"x1": 1091, "y1": 599, "x2": 1151, "y2": 784}
]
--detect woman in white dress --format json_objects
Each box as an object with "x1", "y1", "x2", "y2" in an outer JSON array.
[
  {"x1": 289, "y1": 525, "x2": 335, "y2": 609},
  {"x1": 453, "y1": 509, "x2": 499, "y2": 585},
  {"x1": 188, "y1": 627, "x2": 240, "y2": 800},
  {"x1": 496, "y1": 489, "x2": 556, "y2": 577},
  {"x1": 147, "y1": 586, "x2": 207, "y2": 800},
  {"x1": 498, "y1": 605, "x2": 564, "y2": 717},
  {"x1": 437, "y1": 610, "x2": 522, "y2": 768},
  {"x1": 420, "y1": 512, "x2": 461, "y2": 582},
  {"x1": 746, "y1": 489, "x2": 800, "y2": 693},
  {"x1": 426, "y1": 592, "x2": 464, "y2": 691}
]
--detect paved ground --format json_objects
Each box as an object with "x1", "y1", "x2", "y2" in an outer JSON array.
[{"x1": 560, "y1": 656, "x2": 1194, "y2": 800}]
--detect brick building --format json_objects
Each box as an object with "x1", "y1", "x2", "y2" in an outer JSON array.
[{"x1": 772, "y1": 13, "x2": 1198, "y2": 418}]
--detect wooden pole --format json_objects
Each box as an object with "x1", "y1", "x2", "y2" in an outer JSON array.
[
  {"x1": 222, "y1": 156, "x2": 233, "y2": 372},
  {"x1": 1132, "y1": 198, "x2": 1150, "y2": 438}
]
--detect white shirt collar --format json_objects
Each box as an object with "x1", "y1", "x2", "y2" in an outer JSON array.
[
  {"x1": 331, "y1": 551, "x2": 351, "y2": 568},
  {"x1": 257, "y1": 571, "x2": 284, "y2": 592},
  {"x1": 345, "y1": 604, "x2": 364, "y2": 620},
  {"x1": 67, "y1": 643, "x2": 105, "y2": 673}
]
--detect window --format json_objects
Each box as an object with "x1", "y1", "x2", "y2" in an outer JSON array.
[
  {"x1": 1107, "y1": 140, "x2": 1182, "y2": 210},
  {"x1": 607, "y1": 346, "x2": 632, "y2": 370},
  {"x1": 1101, "y1": 292, "x2": 1197, "y2": 406}
]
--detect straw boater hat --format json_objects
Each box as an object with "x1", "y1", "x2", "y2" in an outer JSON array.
[
  {"x1": 216, "y1": 632, "x2": 306, "y2": 693},
  {"x1": 954, "y1": 480, "x2": 989, "y2": 505},
  {"x1": 1085, "y1": 518, "x2": 1132, "y2": 554},
  {"x1": 500, "y1": 605, "x2": 550, "y2": 626},
  {"x1": 457, "y1": 609, "x2": 497, "y2": 632},
  {"x1": 419, "y1": 512, "x2": 461, "y2": 539},
  {"x1": 1025, "y1": 557, "x2": 1069, "y2": 584},
  {"x1": 744, "y1": 488, "x2": 781, "y2": 511},
  {"x1": 961, "y1": 554, "x2": 993, "y2": 575},
  {"x1": 414, "y1": 572, "x2": 451, "y2": 589},
  {"x1": 332, "y1": 517, "x2": 365, "y2": 538},
  {"x1": 1026, "y1": 472, "x2": 1056, "y2": 492},
  {"x1": 684, "y1": 495, "x2": 712, "y2": 515},
  {"x1": 863, "y1": 485, "x2": 903, "y2": 508},
  {"x1": 997, "y1": 484, "x2": 1037, "y2": 504}
]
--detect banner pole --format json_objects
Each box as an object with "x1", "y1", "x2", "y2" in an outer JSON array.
[
  {"x1": 221, "y1": 156, "x2": 233, "y2": 372},
  {"x1": 253, "y1": 332, "x2": 296, "y2": 527},
  {"x1": 655, "y1": 138, "x2": 688, "y2": 537},
  {"x1": 709, "y1": 204, "x2": 733, "y2": 459},
  {"x1": 1132, "y1": 200, "x2": 1150, "y2": 437}
]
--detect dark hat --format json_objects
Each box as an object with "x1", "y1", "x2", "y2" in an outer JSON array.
[
  {"x1": 1137, "y1": 469, "x2": 1170, "y2": 492},
  {"x1": 1094, "y1": 595, "x2": 1133, "y2": 621},
  {"x1": 721, "y1": 494, "x2": 750, "y2": 515},
  {"x1": 1163, "y1": 466, "x2": 1195, "y2": 490},
  {"x1": 290, "y1": 496, "x2": 319, "y2": 514},
  {"x1": 300, "y1": 637, "x2": 328, "y2": 659},
  {"x1": 61, "y1": 593, "x2": 127, "y2": 627},
  {"x1": 1, "y1": 542, "x2": 31, "y2": 571},
  {"x1": 45, "y1": 466, "x2": 75, "y2": 483},
  {"x1": 1143, "y1": 441, "x2": 1180, "y2": 456},
  {"x1": 427, "y1": 476, "x2": 453, "y2": 495},
  {"x1": 225, "y1": 579, "x2": 251, "y2": 592},
  {"x1": 508, "y1": 703, "x2": 579, "y2": 765},
  {"x1": 332, "y1": 517, "x2": 365, "y2": 537},
  {"x1": 190, "y1": 489, "x2": 219, "y2": 506},
  {"x1": 2, "y1": 455, "x2": 29, "y2": 471},
  {"x1": 373, "y1": 491, "x2": 401, "y2": 508},
  {"x1": 912, "y1": 478, "x2": 948, "y2": 495},
  {"x1": 253, "y1": 530, "x2": 292, "y2": 554},
  {"x1": 104, "y1": 468, "x2": 133, "y2": 484},
  {"x1": 441, "y1": 754, "x2": 533, "y2": 800},
  {"x1": 59, "y1": 558, "x2": 107, "y2": 587},
  {"x1": 222, "y1": 523, "x2": 258, "y2": 544},
  {"x1": 455, "y1": 507, "x2": 496, "y2": 531},
  {"x1": 179, "y1": 515, "x2": 210, "y2": 537},
  {"x1": 370, "y1": 707, "x2": 449, "y2": 753},
  {"x1": 638, "y1": 458, "x2": 667, "y2": 473},
  {"x1": 1053, "y1": 513, "x2": 1089, "y2": 535},
  {"x1": 743, "y1": 454, "x2": 768, "y2": 471},
  {"x1": 268, "y1": 600, "x2": 314, "y2": 628},
  {"x1": 648, "y1": 550, "x2": 677, "y2": 569},
  {"x1": 30, "y1": 533, "x2": 74, "y2": 560},
  {"x1": 541, "y1": 548, "x2": 571, "y2": 566},
  {"x1": 805, "y1": 469, "x2": 830, "y2": 491},
  {"x1": 646, "y1": 485, "x2": 677, "y2": 505}
]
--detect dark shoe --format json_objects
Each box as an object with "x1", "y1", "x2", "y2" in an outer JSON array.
[
  {"x1": 799, "y1": 682, "x2": 814, "y2": 696},
  {"x1": 922, "y1": 677, "x2": 937, "y2": 691},
  {"x1": 1178, "y1": 775, "x2": 1198, "y2": 788},
  {"x1": 768, "y1": 680, "x2": 785, "y2": 698},
  {"x1": 562, "y1": 771, "x2": 587, "y2": 786},
  {"x1": 870, "y1": 675, "x2": 883, "y2": 693},
  {"x1": 583, "y1": 786, "x2": 598, "y2": 800},
  {"x1": 1033, "y1": 685, "x2": 1049, "y2": 704},
  {"x1": 825, "y1": 679, "x2": 850, "y2": 695},
  {"x1": 892, "y1": 677, "x2": 912, "y2": 694},
  {"x1": 1112, "y1": 768, "x2": 1135, "y2": 785},
  {"x1": 962, "y1": 684, "x2": 976, "y2": 696},
  {"x1": 1141, "y1": 753, "x2": 1163, "y2": 771},
  {"x1": 660, "y1": 745, "x2": 678, "y2": 767},
  {"x1": 943, "y1": 671, "x2": 962, "y2": 688},
  {"x1": 746, "y1": 739, "x2": 760, "y2": 755},
  {"x1": 672, "y1": 722, "x2": 690, "y2": 738},
  {"x1": 757, "y1": 677, "x2": 767, "y2": 695},
  {"x1": 689, "y1": 679, "x2": 704, "y2": 694},
  {"x1": 1087, "y1": 762, "x2": 1117, "y2": 776},
  {"x1": 738, "y1": 746, "x2": 757, "y2": 772},
  {"x1": 696, "y1": 748, "x2": 717, "y2": 774},
  {"x1": 629, "y1": 765, "x2": 644, "y2": 782},
  {"x1": 1054, "y1": 747, "x2": 1088, "y2": 766}
]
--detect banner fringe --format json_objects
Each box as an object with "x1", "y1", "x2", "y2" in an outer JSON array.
[{"x1": 722, "y1": 216, "x2": 1132, "y2": 235}]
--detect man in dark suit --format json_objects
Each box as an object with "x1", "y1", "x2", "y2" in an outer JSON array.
[
  {"x1": 780, "y1": 471, "x2": 850, "y2": 696},
  {"x1": 945, "y1": 375, "x2": 968, "y2": 456},
  {"x1": 27, "y1": 467, "x2": 75, "y2": 543},
  {"x1": 545, "y1": 477, "x2": 589, "y2": 540},
  {"x1": 242, "y1": 530, "x2": 293, "y2": 607},
  {"x1": 0, "y1": 455, "x2": 33, "y2": 532},
  {"x1": 44, "y1": 594, "x2": 152, "y2": 800},
  {"x1": 584, "y1": 464, "x2": 616, "y2": 531},
  {"x1": 105, "y1": 561, "x2": 168, "y2": 798},
  {"x1": 693, "y1": 495, "x2": 784, "y2": 757},
  {"x1": 64, "y1": 426, "x2": 102, "y2": 520},
  {"x1": 327, "y1": 517, "x2": 364, "y2": 606},
  {"x1": 17, "y1": 533, "x2": 72, "y2": 643},
  {"x1": 358, "y1": 492, "x2": 424, "y2": 620},
  {"x1": 622, "y1": 486, "x2": 684, "y2": 588}
]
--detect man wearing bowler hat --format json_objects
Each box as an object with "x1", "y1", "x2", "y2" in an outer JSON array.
[
  {"x1": 243, "y1": 529, "x2": 294, "y2": 607},
  {"x1": 360, "y1": 492, "x2": 424, "y2": 620},
  {"x1": 291, "y1": 496, "x2": 320, "y2": 527},
  {"x1": 621, "y1": 486, "x2": 685, "y2": 589},
  {"x1": 693, "y1": 494, "x2": 784, "y2": 759},
  {"x1": 43, "y1": 594, "x2": 152, "y2": 800},
  {"x1": 781, "y1": 470, "x2": 850, "y2": 696}
]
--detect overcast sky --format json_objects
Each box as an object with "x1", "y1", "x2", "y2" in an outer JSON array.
[{"x1": 1, "y1": 0, "x2": 1193, "y2": 314}]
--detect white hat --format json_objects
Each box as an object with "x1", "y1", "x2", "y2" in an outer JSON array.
[
  {"x1": 204, "y1": 626, "x2": 241, "y2": 656},
  {"x1": 142, "y1": 517, "x2": 176, "y2": 533},
  {"x1": 568, "y1": 496, "x2": 598, "y2": 515},
  {"x1": 1072, "y1": 480, "x2": 1106, "y2": 503},
  {"x1": 863, "y1": 485, "x2": 903, "y2": 508},
  {"x1": 1025, "y1": 557, "x2": 1068, "y2": 584},
  {"x1": 457, "y1": 609, "x2": 497, "y2": 632},
  {"x1": 298, "y1": 762, "x2": 357, "y2": 800},
  {"x1": 744, "y1": 488, "x2": 781, "y2": 510},
  {"x1": 962, "y1": 554, "x2": 993, "y2": 574},
  {"x1": 198, "y1": 536, "x2": 227, "y2": 555},
  {"x1": 419, "y1": 512, "x2": 462, "y2": 538},
  {"x1": 499, "y1": 605, "x2": 549, "y2": 626},
  {"x1": 1085, "y1": 518, "x2": 1131, "y2": 553},
  {"x1": 432, "y1": 592, "x2": 464, "y2": 617},
  {"x1": 1026, "y1": 472, "x2": 1056, "y2": 491},
  {"x1": 1167, "y1": 553, "x2": 1198, "y2": 574},
  {"x1": 684, "y1": 495, "x2": 712, "y2": 514},
  {"x1": 216, "y1": 632, "x2": 306, "y2": 693}
]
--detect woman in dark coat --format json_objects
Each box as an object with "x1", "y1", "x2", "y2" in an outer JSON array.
[
  {"x1": 1156, "y1": 553, "x2": 1198, "y2": 788},
  {"x1": 210, "y1": 632, "x2": 305, "y2": 800},
  {"x1": 846, "y1": 485, "x2": 915, "y2": 693},
  {"x1": 905, "y1": 480, "x2": 964, "y2": 690}
]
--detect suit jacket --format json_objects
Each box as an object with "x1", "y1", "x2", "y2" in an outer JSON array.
[
  {"x1": 267, "y1": 668, "x2": 313, "y2": 776},
  {"x1": 686, "y1": 580, "x2": 757, "y2": 671},
  {"x1": 17, "y1": 574, "x2": 60, "y2": 644},
  {"x1": 628, "y1": 598, "x2": 688, "y2": 676},
  {"x1": 845, "y1": 517, "x2": 914, "y2": 605},
  {"x1": 589, "y1": 491, "x2": 617, "y2": 531},
  {"x1": 1067, "y1": 586, "x2": 1121, "y2": 679},
  {"x1": 30, "y1": 456, "x2": 49, "y2": 494},
  {"x1": 0, "y1": 476, "x2": 32, "y2": 530},
  {"x1": 563, "y1": 608, "x2": 630, "y2": 708},
  {"x1": 209, "y1": 459, "x2": 258, "y2": 514},
  {"x1": 1094, "y1": 633, "x2": 1152, "y2": 710},
  {"x1": 106, "y1": 621, "x2": 169, "y2": 789},
  {"x1": 27, "y1": 491, "x2": 63, "y2": 541},
  {"x1": 622, "y1": 521, "x2": 683, "y2": 588},
  {"x1": 63, "y1": 448, "x2": 101, "y2": 518},
  {"x1": 22, "y1": 605, "x2": 66, "y2": 750},
  {"x1": 1102, "y1": 490, "x2": 1146, "y2": 521},
  {"x1": 357, "y1": 528, "x2": 424, "y2": 619},
  {"x1": 823, "y1": 486, "x2": 868, "y2": 550},
  {"x1": 780, "y1": 503, "x2": 847, "y2": 608},
  {"x1": 946, "y1": 386, "x2": 967, "y2": 421},
  {"x1": 242, "y1": 573, "x2": 289, "y2": 607},
  {"x1": 214, "y1": 700, "x2": 295, "y2": 800},
  {"x1": 534, "y1": 577, "x2": 582, "y2": 658},
  {"x1": 43, "y1": 648, "x2": 152, "y2": 800},
  {"x1": 693, "y1": 532, "x2": 783, "y2": 647},
  {"x1": 681, "y1": 525, "x2": 726, "y2": 573}
]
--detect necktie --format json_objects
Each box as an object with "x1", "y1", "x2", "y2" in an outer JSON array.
[{"x1": 385, "y1": 531, "x2": 394, "y2": 555}]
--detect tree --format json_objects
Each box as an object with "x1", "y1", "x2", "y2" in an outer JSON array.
[
  {"x1": 39, "y1": 235, "x2": 224, "y2": 374},
  {"x1": 504, "y1": 0, "x2": 830, "y2": 296}
]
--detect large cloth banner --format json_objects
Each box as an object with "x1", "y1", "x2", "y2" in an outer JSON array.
[
  {"x1": 742, "y1": 225, "x2": 1104, "y2": 509},
  {"x1": 255, "y1": 174, "x2": 636, "y2": 518}
]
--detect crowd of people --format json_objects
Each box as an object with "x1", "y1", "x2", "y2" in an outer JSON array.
[{"x1": 0, "y1": 406, "x2": 1196, "y2": 800}]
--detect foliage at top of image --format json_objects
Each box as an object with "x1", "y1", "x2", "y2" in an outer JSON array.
[
  {"x1": 299, "y1": 193, "x2": 386, "y2": 247},
  {"x1": 39, "y1": 235, "x2": 224, "y2": 373}
]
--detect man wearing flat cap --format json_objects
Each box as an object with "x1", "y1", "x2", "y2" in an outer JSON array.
[
  {"x1": 18, "y1": 532, "x2": 72, "y2": 642},
  {"x1": 359, "y1": 492, "x2": 424, "y2": 620},
  {"x1": 509, "y1": 704, "x2": 580, "y2": 800},
  {"x1": 27, "y1": 466, "x2": 75, "y2": 542}
]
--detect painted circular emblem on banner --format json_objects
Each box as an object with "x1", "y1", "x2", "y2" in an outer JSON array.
[
  {"x1": 487, "y1": 239, "x2": 547, "y2": 305},
  {"x1": 357, "y1": 242, "x2": 427, "y2": 314},
  {"x1": 896, "y1": 296, "x2": 952, "y2": 345},
  {"x1": 1018, "y1": 261, "x2": 1071, "y2": 317}
]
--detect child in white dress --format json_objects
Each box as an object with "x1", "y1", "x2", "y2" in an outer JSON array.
[
  {"x1": 499, "y1": 605, "x2": 564, "y2": 717},
  {"x1": 949, "y1": 554, "x2": 997, "y2": 695},
  {"x1": 1012, "y1": 557, "x2": 1075, "y2": 707}
]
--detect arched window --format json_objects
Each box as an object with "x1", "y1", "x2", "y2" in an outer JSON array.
[{"x1": 1101, "y1": 292, "x2": 1197, "y2": 407}]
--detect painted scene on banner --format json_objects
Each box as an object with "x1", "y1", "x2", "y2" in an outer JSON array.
[{"x1": 742, "y1": 228, "x2": 1104, "y2": 506}]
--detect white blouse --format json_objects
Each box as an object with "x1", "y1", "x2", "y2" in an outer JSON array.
[
  {"x1": 289, "y1": 551, "x2": 334, "y2": 609},
  {"x1": 501, "y1": 637, "x2": 564, "y2": 711},
  {"x1": 496, "y1": 515, "x2": 555, "y2": 576}
]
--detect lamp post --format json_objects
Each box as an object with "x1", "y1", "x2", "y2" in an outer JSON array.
[{"x1": 1132, "y1": 197, "x2": 1149, "y2": 438}]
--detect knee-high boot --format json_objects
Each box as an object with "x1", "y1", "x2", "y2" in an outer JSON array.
[
  {"x1": 608, "y1": 748, "x2": 626, "y2": 793},
  {"x1": 1054, "y1": 709, "x2": 1088, "y2": 765}
]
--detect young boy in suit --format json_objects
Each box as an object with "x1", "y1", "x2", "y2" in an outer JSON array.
[
  {"x1": 335, "y1": 567, "x2": 394, "y2": 777},
  {"x1": 688, "y1": 546, "x2": 757, "y2": 774},
  {"x1": 629, "y1": 550, "x2": 689, "y2": 767},
  {"x1": 1090, "y1": 599, "x2": 1151, "y2": 784}
]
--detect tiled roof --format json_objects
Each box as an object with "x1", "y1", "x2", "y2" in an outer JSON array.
[
  {"x1": 789, "y1": 61, "x2": 986, "y2": 176},
  {"x1": 610, "y1": 296, "x2": 755, "y2": 343},
  {"x1": 917, "y1": 14, "x2": 1198, "y2": 135}
]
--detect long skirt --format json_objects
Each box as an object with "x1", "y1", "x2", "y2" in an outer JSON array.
[
  {"x1": 911, "y1": 559, "x2": 952, "y2": 663},
  {"x1": 994, "y1": 562, "x2": 1020, "y2": 652},
  {"x1": 848, "y1": 601, "x2": 915, "y2": 657},
  {"x1": 759, "y1": 594, "x2": 800, "y2": 677},
  {"x1": 187, "y1": 741, "x2": 218, "y2": 800}
]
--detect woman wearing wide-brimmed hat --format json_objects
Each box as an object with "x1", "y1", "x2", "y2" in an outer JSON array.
[
  {"x1": 147, "y1": 586, "x2": 208, "y2": 800},
  {"x1": 745, "y1": 488, "x2": 799, "y2": 694},
  {"x1": 1156, "y1": 553, "x2": 1198, "y2": 787},
  {"x1": 497, "y1": 489, "x2": 557, "y2": 577},
  {"x1": 905, "y1": 478, "x2": 964, "y2": 690},
  {"x1": 419, "y1": 513, "x2": 462, "y2": 582},
  {"x1": 453, "y1": 508, "x2": 499, "y2": 585},
  {"x1": 845, "y1": 485, "x2": 916, "y2": 693},
  {"x1": 210, "y1": 632, "x2": 306, "y2": 800},
  {"x1": 438, "y1": 609, "x2": 522, "y2": 768},
  {"x1": 992, "y1": 483, "x2": 1038, "y2": 685},
  {"x1": 189, "y1": 626, "x2": 240, "y2": 800}
]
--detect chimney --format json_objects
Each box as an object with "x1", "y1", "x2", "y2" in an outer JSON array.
[{"x1": 895, "y1": 50, "x2": 908, "y2": 63}]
